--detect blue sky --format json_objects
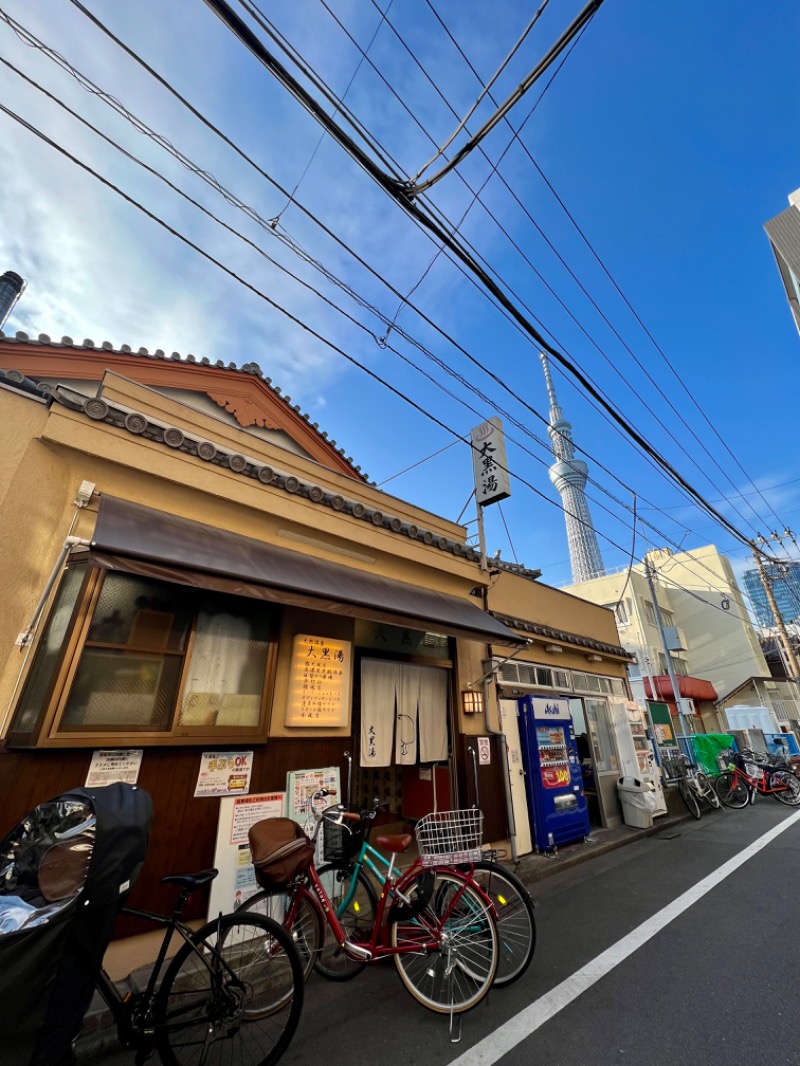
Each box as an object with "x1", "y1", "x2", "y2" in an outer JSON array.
[{"x1": 1, "y1": 0, "x2": 799, "y2": 600}]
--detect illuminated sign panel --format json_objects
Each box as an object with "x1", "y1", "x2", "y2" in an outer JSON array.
[{"x1": 285, "y1": 634, "x2": 352, "y2": 728}]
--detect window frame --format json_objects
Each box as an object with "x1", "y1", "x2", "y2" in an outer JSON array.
[{"x1": 10, "y1": 563, "x2": 280, "y2": 748}]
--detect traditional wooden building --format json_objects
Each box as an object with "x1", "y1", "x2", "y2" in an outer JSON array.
[{"x1": 1, "y1": 331, "x2": 635, "y2": 923}]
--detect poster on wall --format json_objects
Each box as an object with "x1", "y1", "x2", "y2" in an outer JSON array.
[
  {"x1": 286, "y1": 766, "x2": 340, "y2": 862},
  {"x1": 85, "y1": 749, "x2": 143, "y2": 787},
  {"x1": 207, "y1": 791, "x2": 286, "y2": 920},
  {"x1": 194, "y1": 751, "x2": 253, "y2": 797},
  {"x1": 285, "y1": 635, "x2": 352, "y2": 728}
]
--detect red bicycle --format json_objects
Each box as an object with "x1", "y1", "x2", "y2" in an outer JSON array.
[{"x1": 714, "y1": 750, "x2": 800, "y2": 808}]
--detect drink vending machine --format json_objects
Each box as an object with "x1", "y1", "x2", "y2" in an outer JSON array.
[{"x1": 517, "y1": 694, "x2": 590, "y2": 852}]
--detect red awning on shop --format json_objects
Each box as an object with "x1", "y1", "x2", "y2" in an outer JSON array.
[{"x1": 88, "y1": 496, "x2": 524, "y2": 646}]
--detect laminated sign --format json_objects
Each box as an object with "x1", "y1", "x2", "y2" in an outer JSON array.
[{"x1": 470, "y1": 417, "x2": 511, "y2": 507}]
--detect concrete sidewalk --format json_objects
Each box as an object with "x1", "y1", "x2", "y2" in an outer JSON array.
[
  {"x1": 75, "y1": 806, "x2": 689, "y2": 1062},
  {"x1": 511, "y1": 807, "x2": 691, "y2": 888}
]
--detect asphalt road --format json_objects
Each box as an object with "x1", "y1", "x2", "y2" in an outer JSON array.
[{"x1": 81, "y1": 801, "x2": 800, "y2": 1066}]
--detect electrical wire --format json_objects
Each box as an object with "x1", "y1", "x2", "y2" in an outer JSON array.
[
  {"x1": 10, "y1": 8, "x2": 778, "y2": 604},
  {"x1": 349, "y1": 0, "x2": 772, "y2": 539},
  {"x1": 6, "y1": 6, "x2": 784, "y2": 596},
  {"x1": 423, "y1": 0, "x2": 794, "y2": 538},
  {"x1": 220, "y1": 2, "x2": 774, "y2": 547},
  {"x1": 7, "y1": 12, "x2": 776, "y2": 609},
  {"x1": 200, "y1": 0, "x2": 780, "y2": 557},
  {"x1": 410, "y1": 0, "x2": 551, "y2": 184},
  {"x1": 51, "y1": 0, "x2": 752, "y2": 541},
  {"x1": 0, "y1": 8, "x2": 707, "y2": 552},
  {"x1": 411, "y1": 0, "x2": 605, "y2": 194}
]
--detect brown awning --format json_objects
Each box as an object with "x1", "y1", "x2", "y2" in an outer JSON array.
[{"x1": 89, "y1": 496, "x2": 523, "y2": 646}]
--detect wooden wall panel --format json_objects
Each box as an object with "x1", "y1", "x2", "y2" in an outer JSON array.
[{"x1": 0, "y1": 739, "x2": 354, "y2": 936}]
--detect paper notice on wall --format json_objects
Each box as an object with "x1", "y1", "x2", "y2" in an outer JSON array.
[
  {"x1": 194, "y1": 752, "x2": 253, "y2": 797},
  {"x1": 230, "y1": 792, "x2": 285, "y2": 845},
  {"x1": 85, "y1": 749, "x2": 143, "y2": 788}
]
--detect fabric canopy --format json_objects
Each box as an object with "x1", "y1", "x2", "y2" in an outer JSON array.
[{"x1": 89, "y1": 496, "x2": 523, "y2": 646}]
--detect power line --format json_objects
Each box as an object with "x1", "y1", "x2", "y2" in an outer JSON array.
[
  {"x1": 8, "y1": 7, "x2": 781, "y2": 597},
  {"x1": 1, "y1": 7, "x2": 704, "y2": 550},
  {"x1": 423, "y1": 0, "x2": 792, "y2": 538},
  {"x1": 410, "y1": 0, "x2": 552, "y2": 185},
  {"x1": 200, "y1": 0, "x2": 781, "y2": 558},
  {"x1": 348, "y1": 0, "x2": 771, "y2": 538},
  {"x1": 220, "y1": 1, "x2": 771, "y2": 544},
  {"x1": 52, "y1": 0, "x2": 749, "y2": 543},
  {"x1": 410, "y1": 0, "x2": 605, "y2": 194}
]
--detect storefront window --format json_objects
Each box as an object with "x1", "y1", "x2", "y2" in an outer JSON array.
[
  {"x1": 11, "y1": 564, "x2": 88, "y2": 735},
  {"x1": 11, "y1": 567, "x2": 277, "y2": 744}
]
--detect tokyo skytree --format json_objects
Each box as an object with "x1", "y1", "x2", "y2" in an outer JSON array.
[{"x1": 541, "y1": 354, "x2": 605, "y2": 583}]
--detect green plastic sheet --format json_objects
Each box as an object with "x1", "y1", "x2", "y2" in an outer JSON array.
[{"x1": 689, "y1": 734, "x2": 734, "y2": 777}]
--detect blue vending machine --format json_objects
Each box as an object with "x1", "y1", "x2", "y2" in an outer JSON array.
[{"x1": 518, "y1": 694, "x2": 590, "y2": 852}]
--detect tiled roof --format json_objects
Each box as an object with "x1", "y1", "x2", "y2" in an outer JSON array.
[
  {"x1": 490, "y1": 611, "x2": 633, "y2": 658},
  {"x1": 0, "y1": 366, "x2": 482, "y2": 564},
  {"x1": 0, "y1": 330, "x2": 368, "y2": 480}
]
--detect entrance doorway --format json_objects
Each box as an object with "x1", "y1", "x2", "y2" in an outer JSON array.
[
  {"x1": 570, "y1": 697, "x2": 622, "y2": 828},
  {"x1": 352, "y1": 656, "x2": 454, "y2": 824}
]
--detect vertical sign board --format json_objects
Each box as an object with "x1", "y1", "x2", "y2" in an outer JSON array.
[
  {"x1": 208, "y1": 792, "x2": 286, "y2": 920},
  {"x1": 470, "y1": 417, "x2": 511, "y2": 507}
]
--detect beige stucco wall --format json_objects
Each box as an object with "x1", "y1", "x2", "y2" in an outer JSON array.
[{"x1": 0, "y1": 377, "x2": 490, "y2": 735}]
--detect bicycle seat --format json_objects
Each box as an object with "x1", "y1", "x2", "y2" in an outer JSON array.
[
  {"x1": 161, "y1": 869, "x2": 218, "y2": 891},
  {"x1": 374, "y1": 833, "x2": 413, "y2": 854}
]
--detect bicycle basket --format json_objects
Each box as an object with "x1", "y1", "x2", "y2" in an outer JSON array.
[
  {"x1": 248, "y1": 818, "x2": 314, "y2": 890},
  {"x1": 322, "y1": 812, "x2": 364, "y2": 863},
  {"x1": 414, "y1": 809, "x2": 483, "y2": 866}
]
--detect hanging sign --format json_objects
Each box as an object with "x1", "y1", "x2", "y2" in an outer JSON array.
[
  {"x1": 285, "y1": 635, "x2": 352, "y2": 727},
  {"x1": 194, "y1": 751, "x2": 253, "y2": 797},
  {"x1": 470, "y1": 417, "x2": 511, "y2": 506}
]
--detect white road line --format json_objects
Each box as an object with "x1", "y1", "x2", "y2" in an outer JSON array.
[{"x1": 451, "y1": 810, "x2": 800, "y2": 1066}]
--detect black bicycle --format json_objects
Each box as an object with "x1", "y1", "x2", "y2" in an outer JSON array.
[{"x1": 96, "y1": 868, "x2": 304, "y2": 1066}]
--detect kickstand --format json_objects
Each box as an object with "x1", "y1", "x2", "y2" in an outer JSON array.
[{"x1": 449, "y1": 1010, "x2": 462, "y2": 1044}]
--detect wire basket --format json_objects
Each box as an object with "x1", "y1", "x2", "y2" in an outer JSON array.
[
  {"x1": 661, "y1": 754, "x2": 690, "y2": 781},
  {"x1": 322, "y1": 812, "x2": 364, "y2": 863},
  {"x1": 414, "y1": 809, "x2": 483, "y2": 866}
]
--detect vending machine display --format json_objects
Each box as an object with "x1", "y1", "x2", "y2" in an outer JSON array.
[{"x1": 517, "y1": 695, "x2": 590, "y2": 851}]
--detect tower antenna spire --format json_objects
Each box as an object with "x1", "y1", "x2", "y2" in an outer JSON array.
[{"x1": 540, "y1": 353, "x2": 605, "y2": 583}]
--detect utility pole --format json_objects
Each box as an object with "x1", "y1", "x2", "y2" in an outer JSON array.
[
  {"x1": 644, "y1": 558, "x2": 692, "y2": 737},
  {"x1": 752, "y1": 546, "x2": 800, "y2": 679}
]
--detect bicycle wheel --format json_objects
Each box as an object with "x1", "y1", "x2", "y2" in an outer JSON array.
[
  {"x1": 154, "y1": 912, "x2": 303, "y2": 1066},
  {"x1": 695, "y1": 772, "x2": 722, "y2": 811},
  {"x1": 714, "y1": 771, "x2": 749, "y2": 809},
  {"x1": 468, "y1": 861, "x2": 536, "y2": 986},
  {"x1": 769, "y1": 770, "x2": 800, "y2": 806},
  {"x1": 678, "y1": 780, "x2": 702, "y2": 819},
  {"x1": 391, "y1": 870, "x2": 498, "y2": 1014},
  {"x1": 314, "y1": 863, "x2": 377, "y2": 980},
  {"x1": 238, "y1": 887, "x2": 323, "y2": 981}
]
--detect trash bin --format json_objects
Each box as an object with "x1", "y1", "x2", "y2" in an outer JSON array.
[{"x1": 617, "y1": 776, "x2": 657, "y2": 830}]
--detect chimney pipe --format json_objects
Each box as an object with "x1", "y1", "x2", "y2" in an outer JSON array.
[{"x1": 0, "y1": 271, "x2": 26, "y2": 329}]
